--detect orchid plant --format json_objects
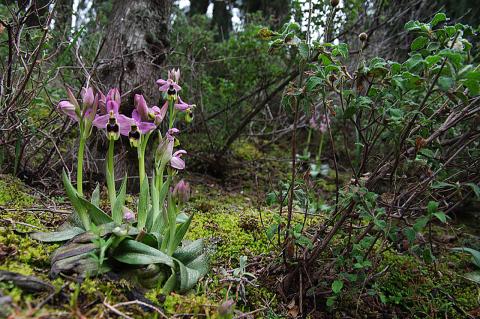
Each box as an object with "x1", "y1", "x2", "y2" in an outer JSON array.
[{"x1": 32, "y1": 70, "x2": 207, "y2": 294}]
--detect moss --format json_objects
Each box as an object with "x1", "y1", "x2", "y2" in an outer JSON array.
[
  {"x1": 232, "y1": 140, "x2": 263, "y2": 161},
  {"x1": 0, "y1": 231, "x2": 58, "y2": 270},
  {"x1": 159, "y1": 292, "x2": 219, "y2": 318},
  {"x1": 186, "y1": 198, "x2": 274, "y2": 262},
  {"x1": 0, "y1": 174, "x2": 35, "y2": 208},
  {"x1": 377, "y1": 249, "x2": 479, "y2": 318}
]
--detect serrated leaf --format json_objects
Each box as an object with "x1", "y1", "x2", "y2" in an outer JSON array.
[
  {"x1": 305, "y1": 76, "x2": 323, "y2": 92},
  {"x1": 413, "y1": 216, "x2": 429, "y2": 232},
  {"x1": 31, "y1": 227, "x2": 85, "y2": 242},
  {"x1": 112, "y1": 239, "x2": 174, "y2": 267},
  {"x1": 427, "y1": 201, "x2": 439, "y2": 215}
]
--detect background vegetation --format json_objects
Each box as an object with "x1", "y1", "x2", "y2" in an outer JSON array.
[{"x1": 0, "y1": 0, "x2": 480, "y2": 318}]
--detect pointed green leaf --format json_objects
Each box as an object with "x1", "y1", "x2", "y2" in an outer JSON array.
[
  {"x1": 112, "y1": 239, "x2": 174, "y2": 267},
  {"x1": 113, "y1": 175, "x2": 127, "y2": 224},
  {"x1": 91, "y1": 184, "x2": 100, "y2": 207},
  {"x1": 452, "y1": 247, "x2": 480, "y2": 268},
  {"x1": 31, "y1": 227, "x2": 85, "y2": 242},
  {"x1": 169, "y1": 214, "x2": 193, "y2": 256},
  {"x1": 62, "y1": 170, "x2": 89, "y2": 230},
  {"x1": 162, "y1": 270, "x2": 176, "y2": 295},
  {"x1": 173, "y1": 239, "x2": 205, "y2": 264},
  {"x1": 137, "y1": 177, "x2": 150, "y2": 230},
  {"x1": 77, "y1": 196, "x2": 113, "y2": 225},
  {"x1": 175, "y1": 253, "x2": 209, "y2": 292},
  {"x1": 148, "y1": 171, "x2": 159, "y2": 232}
]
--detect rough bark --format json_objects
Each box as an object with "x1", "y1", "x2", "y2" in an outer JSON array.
[{"x1": 95, "y1": 0, "x2": 171, "y2": 108}]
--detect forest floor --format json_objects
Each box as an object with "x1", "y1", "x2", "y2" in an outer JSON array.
[{"x1": 0, "y1": 145, "x2": 480, "y2": 318}]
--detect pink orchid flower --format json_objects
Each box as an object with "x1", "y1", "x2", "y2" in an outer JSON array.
[
  {"x1": 174, "y1": 96, "x2": 194, "y2": 112},
  {"x1": 156, "y1": 69, "x2": 182, "y2": 96},
  {"x1": 171, "y1": 150, "x2": 186, "y2": 170},
  {"x1": 93, "y1": 100, "x2": 132, "y2": 138}
]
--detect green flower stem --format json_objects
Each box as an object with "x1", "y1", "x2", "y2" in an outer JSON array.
[
  {"x1": 106, "y1": 139, "x2": 116, "y2": 210},
  {"x1": 137, "y1": 133, "x2": 151, "y2": 186},
  {"x1": 77, "y1": 135, "x2": 87, "y2": 196},
  {"x1": 316, "y1": 133, "x2": 324, "y2": 163},
  {"x1": 168, "y1": 99, "x2": 177, "y2": 129},
  {"x1": 304, "y1": 127, "x2": 312, "y2": 155}
]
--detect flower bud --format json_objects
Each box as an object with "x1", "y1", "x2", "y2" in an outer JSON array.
[
  {"x1": 81, "y1": 87, "x2": 95, "y2": 108},
  {"x1": 107, "y1": 88, "x2": 121, "y2": 106},
  {"x1": 173, "y1": 179, "x2": 190, "y2": 203},
  {"x1": 123, "y1": 207, "x2": 135, "y2": 223},
  {"x1": 330, "y1": 0, "x2": 339, "y2": 7},
  {"x1": 97, "y1": 91, "x2": 107, "y2": 114},
  {"x1": 359, "y1": 32, "x2": 368, "y2": 42},
  {"x1": 134, "y1": 94, "x2": 149, "y2": 121},
  {"x1": 58, "y1": 100, "x2": 76, "y2": 115},
  {"x1": 155, "y1": 135, "x2": 174, "y2": 169}
]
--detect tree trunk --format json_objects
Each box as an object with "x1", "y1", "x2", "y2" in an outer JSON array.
[
  {"x1": 243, "y1": 0, "x2": 290, "y2": 26},
  {"x1": 212, "y1": 0, "x2": 232, "y2": 41},
  {"x1": 95, "y1": 0, "x2": 171, "y2": 108},
  {"x1": 93, "y1": 0, "x2": 171, "y2": 191},
  {"x1": 55, "y1": 0, "x2": 73, "y2": 35},
  {"x1": 189, "y1": 0, "x2": 210, "y2": 16}
]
